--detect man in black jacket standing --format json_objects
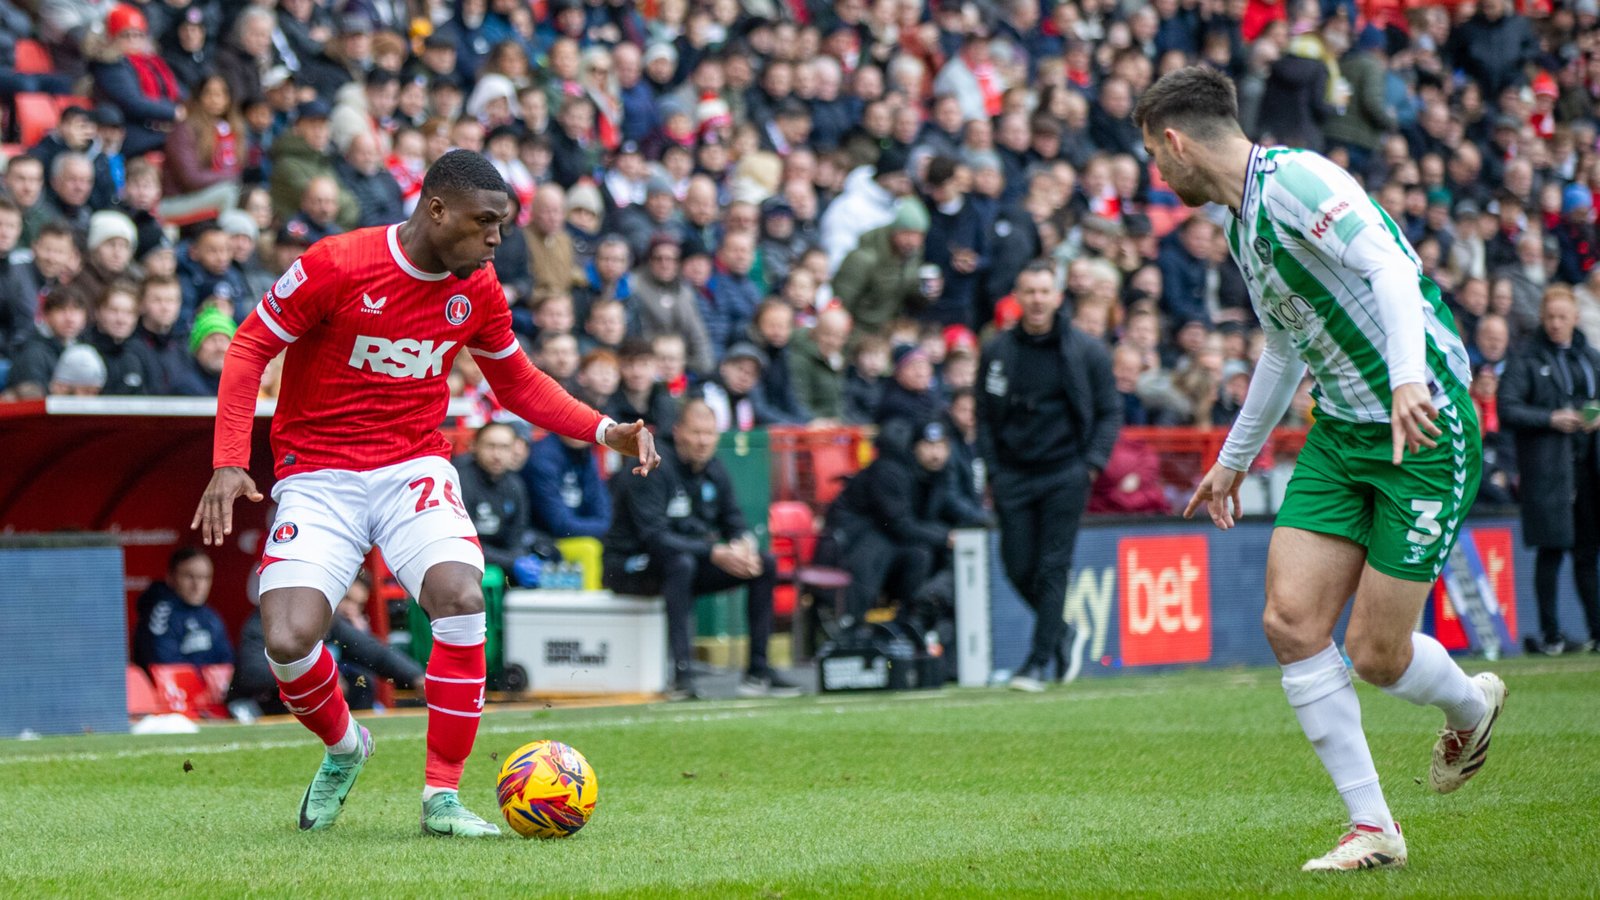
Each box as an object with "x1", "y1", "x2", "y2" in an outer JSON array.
[
  {"x1": 603, "y1": 399, "x2": 800, "y2": 700},
  {"x1": 978, "y1": 261, "x2": 1121, "y2": 691},
  {"x1": 1498, "y1": 287, "x2": 1600, "y2": 654}
]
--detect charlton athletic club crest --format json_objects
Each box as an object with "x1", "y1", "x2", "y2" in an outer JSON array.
[
  {"x1": 272, "y1": 522, "x2": 299, "y2": 544},
  {"x1": 446, "y1": 294, "x2": 472, "y2": 326}
]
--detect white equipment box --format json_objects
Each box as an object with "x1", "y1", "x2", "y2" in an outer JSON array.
[{"x1": 502, "y1": 590, "x2": 668, "y2": 695}]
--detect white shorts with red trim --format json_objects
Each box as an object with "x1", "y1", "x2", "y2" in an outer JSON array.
[{"x1": 258, "y1": 455, "x2": 484, "y2": 609}]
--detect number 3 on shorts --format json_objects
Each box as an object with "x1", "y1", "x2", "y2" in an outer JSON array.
[{"x1": 1406, "y1": 499, "x2": 1443, "y2": 545}]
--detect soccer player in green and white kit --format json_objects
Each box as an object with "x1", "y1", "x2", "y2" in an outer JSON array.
[{"x1": 1134, "y1": 67, "x2": 1507, "y2": 872}]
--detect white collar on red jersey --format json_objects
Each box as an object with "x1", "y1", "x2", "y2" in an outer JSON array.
[{"x1": 387, "y1": 224, "x2": 449, "y2": 281}]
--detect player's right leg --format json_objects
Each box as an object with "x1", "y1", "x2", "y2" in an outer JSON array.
[
  {"x1": 1263, "y1": 527, "x2": 1404, "y2": 870},
  {"x1": 1268, "y1": 420, "x2": 1407, "y2": 870},
  {"x1": 261, "y1": 585, "x2": 373, "y2": 832},
  {"x1": 259, "y1": 473, "x2": 375, "y2": 831}
]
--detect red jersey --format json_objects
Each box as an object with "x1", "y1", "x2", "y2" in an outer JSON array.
[{"x1": 215, "y1": 224, "x2": 606, "y2": 479}]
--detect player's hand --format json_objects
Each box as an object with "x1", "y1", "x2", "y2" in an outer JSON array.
[
  {"x1": 1183, "y1": 462, "x2": 1247, "y2": 530},
  {"x1": 191, "y1": 466, "x2": 263, "y2": 547},
  {"x1": 1550, "y1": 408, "x2": 1584, "y2": 433},
  {"x1": 1390, "y1": 382, "x2": 1442, "y2": 465},
  {"x1": 604, "y1": 419, "x2": 661, "y2": 475}
]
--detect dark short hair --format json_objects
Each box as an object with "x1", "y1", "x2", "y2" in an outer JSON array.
[
  {"x1": 1017, "y1": 259, "x2": 1056, "y2": 283},
  {"x1": 533, "y1": 329, "x2": 575, "y2": 353},
  {"x1": 925, "y1": 156, "x2": 960, "y2": 188},
  {"x1": 35, "y1": 221, "x2": 77, "y2": 245},
  {"x1": 5, "y1": 154, "x2": 42, "y2": 175},
  {"x1": 474, "y1": 421, "x2": 516, "y2": 444},
  {"x1": 677, "y1": 396, "x2": 715, "y2": 425},
  {"x1": 140, "y1": 273, "x2": 179, "y2": 297},
  {"x1": 41, "y1": 283, "x2": 90, "y2": 313},
  {"x1": 1133, "y1": 66, "x2": 1241, "y2": 141},
  {"x1": 169, "y1": 546, "x2": 208, "y2": 572},
  {"x1": 617, "y1": 337, "x2": 655, "y2": 361},
  {"x1": 421, "y1": 149, "x2": 509, "y2": 201}
]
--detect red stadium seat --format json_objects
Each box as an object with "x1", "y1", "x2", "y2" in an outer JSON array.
[
  {"x1": 14, "y1": 93, "x2": 60, "y2": 148},
  {"x1": 11, "y1": 39, "x2": 53, "y2": 75},
  {"x1": 809, "y1": 443, "x2": 856, "y2": 507},
  {"x1": 200, "y1": 664, "x2": 234, "y2": 707},
  {"x1": 126, "y1": 665, "x2": 165, "y2": 717},
  {"x1": 148, "y1": 664, "x2": 229, "y2": 719}
]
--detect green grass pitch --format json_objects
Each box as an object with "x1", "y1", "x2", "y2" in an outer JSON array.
[{"x1": 2, "y1": 657, "x2": 1597, "y2": 898}]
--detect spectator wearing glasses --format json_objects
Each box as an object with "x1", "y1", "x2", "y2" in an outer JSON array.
[{"x1": 91, "y1": 4, "x2": 187, "y2": 158}]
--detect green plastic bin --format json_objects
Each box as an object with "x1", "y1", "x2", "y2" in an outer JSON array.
[{"x1": 408, "y1": 564, "x2": 507, "y2": 685}]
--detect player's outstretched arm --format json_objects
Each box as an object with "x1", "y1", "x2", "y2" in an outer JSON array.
[
  {"x1": 476, "y1": 346, "x2": 661, "y2": 475},
  {"x1": 601, "y1": 420, "x2": 661, "y2": 476},
  {"x1": 1184, "y1": 462, "x2": 1247, "y2": 530},
  {"x1": 191, "y1": 466, "x2": 264, "y2": 547},
  {"x1": 194, "y1": 312, "x2": 283, "y2": 545}
]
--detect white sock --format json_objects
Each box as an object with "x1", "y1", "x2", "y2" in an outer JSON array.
[
  {"x1": 1282, "y1": 643, "x2": 1395, "y2": 833},
  {"x1": 266, "y1": 641, "x2": 322, "y2": 682},
  {"x1": 431, "y1": 612, "x2": 487, "y2": 645},
  {"x1": 328, "y1": 718, "x2": 360, "y2": 756},
  {"x1": 421, "y1": 785, "x2": 453, "y2": 801},
  {"x1": 1379, "y1": 632, "x2": 1487, "y2": 730}
]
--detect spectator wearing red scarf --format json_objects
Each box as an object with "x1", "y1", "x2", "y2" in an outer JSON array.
[
  {"x1": 934, "y1": 31, "x2": 1006, "y2": 124},
  {"x1": 91, "y1": 4, "x2": 186, "y2": 157},
  {"x1": 160, "y1": 74, "x2": 244, "y2": 224}
]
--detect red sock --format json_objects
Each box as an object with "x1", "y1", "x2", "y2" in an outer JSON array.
[
  {"x1": 275, "y1": 645, "x2": 351, "y2": 747},
  {"x1": 424, "y1": 639, "x2": 486, "y2": 790}
]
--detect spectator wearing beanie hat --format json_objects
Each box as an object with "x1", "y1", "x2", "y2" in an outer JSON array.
[
  {"x1": 835, "y1": 197, "x2": 931, "y2": 337},
  {"x1": 563, "y1": 181, "x2": 605, "y2": 267},
  {"x1": 90, "y1": 4, "x2": 187, "y2": 158},
  {"x1": 77, "y1": 209, "x2": 139, "y2": 300},
  {"x1": 169, "y1": 305, "x2": 234, "y2": 396},
  {"x1": 218, "y1": 209, "x2": 275, "y2": 303},
  {"x1": 49, "y1": 343, "x2": 108, "y2": 396},
  {"x1": 1555, "y1": 183, "x2": 1598, "y2": 286},
  {"x1": 875, "y1": 343, "x2": 944, "y2": 427}
]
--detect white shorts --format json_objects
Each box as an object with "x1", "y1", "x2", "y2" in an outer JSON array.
[{"x1": 258, "y1": 455, "x2": 484, "y2": 609}]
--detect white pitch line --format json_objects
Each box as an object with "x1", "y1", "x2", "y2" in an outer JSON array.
[
  {"x1": 8, "y1": 663, "x2": 1590, "y2": 767},
  {"x1": 0, "y1": 684, "x2": 1187, "y2": 766}
]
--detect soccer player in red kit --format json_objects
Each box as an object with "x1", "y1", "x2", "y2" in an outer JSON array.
[{"x1": 191, "y1": 151, "x2": 659, "y2": 837}]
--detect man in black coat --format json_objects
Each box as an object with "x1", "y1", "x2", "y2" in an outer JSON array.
[
  {"x1": 1498, "y1": 288, "x2": 1600, "y2": 654},
  {"x1": 603, "y1": 399, "x2": 799, "y2": 699},
  {"x1": 452, "y1": 422, "x2": 534, "y2": 575},
  {"x1": 826, "y1": 418, "x2": 989, "y2": 633},
  {"x1": 1445, "y1": 0, "x2": 1540, "y2": 98},
  {"x1": 920, "y1": 155, "x2": 989, "y2": 328},
  {"x1": 334, "y1": 132, "x2": 405, "y2": 229},
  {"x1": 978, "y1": 261, "x2": 1121, "y2": 690}
]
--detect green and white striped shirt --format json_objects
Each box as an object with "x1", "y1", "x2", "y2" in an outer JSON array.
[{"x1": 1217, "y1": 146, "x2": 1473, "y2": 471}]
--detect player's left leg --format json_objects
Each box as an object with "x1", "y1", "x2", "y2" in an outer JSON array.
[
  {"x1": 409, "y1": 558, "x2": 501, "y2": 837},
  {"x1": 375, "y1": 456, "x2": 500, "y2": 837},
  {"x1": 1352, "y1": 408, "x2": 1504, "y2": 797},
  {"x1": 1347, "y1": 565, "x2": 1504, "y2": 793}
]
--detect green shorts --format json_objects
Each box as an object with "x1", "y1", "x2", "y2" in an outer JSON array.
[{"x1": 1276, "y1": 400, "x2": 1481, "y2": 582}]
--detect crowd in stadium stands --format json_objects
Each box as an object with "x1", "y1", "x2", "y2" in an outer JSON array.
[{"x1": 1, "y1": 0, "x2": 1599, "y2": 516}]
